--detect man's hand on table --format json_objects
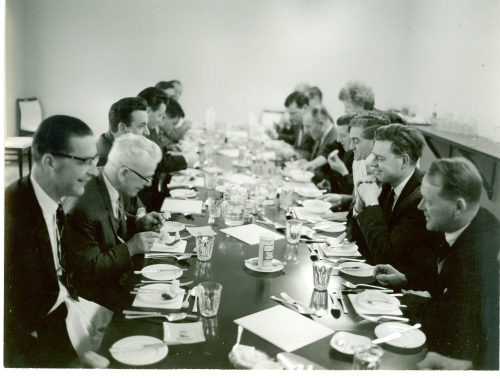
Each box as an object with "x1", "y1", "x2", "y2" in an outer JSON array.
[
  {"x1": 126, "y1": 231, "x2": 159, "y2": 256},
  {"x1": 417, "y1": 352, "x2": 473, "y2": 370},
  {"x1": 373, "y1": 264, "x2": 408, "y2": 287},
  {"x1": 328, "y1": 151, "x2": 349, "y2": 176},
  {"x1": 322, "y1": 193, "x2": 343, "y2": 207},
  {"x1": 137, "y1": 211, "x2": 164, "y2": 231}
]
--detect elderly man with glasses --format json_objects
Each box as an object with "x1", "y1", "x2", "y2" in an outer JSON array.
[{"x1": 64, "y1": 134, "x2": 163, "y2": 311}]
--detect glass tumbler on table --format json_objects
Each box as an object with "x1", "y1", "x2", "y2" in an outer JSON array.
[
  {"x1": 312, "y1": 260, "x2": 333, "y2": 290},
  {"x1": 198, "y1": 282, "x2": 223, "y2": 317},
  {"x1": 207, "y1": 198, "x2": 223, "y2": 224},
  {"x1": 196, "y1": 235, "x2": 215, "y2": 261},
  {"x1": 286, "y1": 219, "x2": 303, "y2": 244},
  {"x1": 353, "y1": 345, "x2": 384, "y2": 370}
]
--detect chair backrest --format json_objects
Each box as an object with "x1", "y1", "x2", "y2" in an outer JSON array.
[{"x1": 17, "y1": 98, "x2": 42, "y2": 136}]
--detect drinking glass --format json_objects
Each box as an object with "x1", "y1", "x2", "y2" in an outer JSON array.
[
  {"x1": 223, "y1": 187, "x2": 246, "y2": 226},
  {"x1": 198, "y1": 282, "x2": 223, "y2": 317},
  {"x1": 286, "y1": 220, "x2": 303, "y2": 244},
  {"x1": 196, "y1": 235, "x2": 215, "y2": 261},
  {"x1": 279, "y1": 187, "x2": 294, "y2": 210},
  {"x1": 353, "y1": 345, "x2": 384, "y2": 370},
  {"x1": 203, "y1": 168, "x2": 219, "y2": 189},
  {"x1": 207, "y1": 198, "x2": 223, "y2": 224},
  {"x1": 312, "y1": 260, "x2": 333, "y2": 290}
]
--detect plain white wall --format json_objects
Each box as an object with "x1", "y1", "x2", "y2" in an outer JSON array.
[{"x1": 5, "y1": 0, "x2": 499, "y2": 138}]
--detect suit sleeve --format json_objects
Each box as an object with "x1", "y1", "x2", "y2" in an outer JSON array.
[
  {"x1": 354, "y1": 197, "x2": 429, "y2": 268},
  {"x1": 65, "y1": 207, "x2": 131, "y2": 283}
]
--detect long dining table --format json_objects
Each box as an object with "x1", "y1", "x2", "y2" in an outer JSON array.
[{"x1": 98, "y1": 150, "x2": 428, "y2": 370}]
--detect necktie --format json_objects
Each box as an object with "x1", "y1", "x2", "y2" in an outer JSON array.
[
  {"x1": 382, "y1": 187, "x2": 395, "y2": 221},
  {"x1": 56, "y1": 204, "x2": 78, "y2": 300},
  {"x1": 436, "y1": 235, "x2": 451, "y2": 275},
  {"x1": 116, "y1": 196, "x2": 126, "y2": 239}
]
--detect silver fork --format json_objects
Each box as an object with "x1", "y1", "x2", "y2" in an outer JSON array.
[
  {"x1": 280, "y1": 292, "x2": 314, "y2": 314},
  {"x1": 182, "y1": 288, "x2": 193, "y2": 308}
]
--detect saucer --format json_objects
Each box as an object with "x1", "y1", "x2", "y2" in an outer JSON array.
[
  {"x1": 109, "y1": 335, "x2": 168, "y2": 366},
  {"x1": 245, "y1": 258, "x2": 285, "y2": 273}
]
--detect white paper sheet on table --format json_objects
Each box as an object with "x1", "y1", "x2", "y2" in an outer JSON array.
[
  {"x1": 132, "y1": 290, "x2": 184, "y2": 310},
  {"x1": 234, "y1": 306, "x2": 334, "y2": 352},
  {"x1": 220, "y1": 224, "x2": 284, "y2": 245},
  {"x1": 218, "y1": 148, "x2": 239, "y2": 158},
  {"x1": 146, "y1": 240, "x2": 187, "y2": 255},
  {"x1": 161, "y1": 199, "x2": 203, "y2": 214},
  {"x1": 186, "y1": 226, "x2": 217, "y2": 237},
  {"x1": 163, "y1": 321, "x2": 206, "y2": 345}
]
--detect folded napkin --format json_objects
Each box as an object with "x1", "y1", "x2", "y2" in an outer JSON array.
[
  {"x1": 147, "y1": 240, "x2": 187, "y2": 255},
  {"x1": 163, "y1": 321, "x2": 206, "y2": 345},
  {"x1": 221, "y1": 224, "x2": 284, "y2": 245}
]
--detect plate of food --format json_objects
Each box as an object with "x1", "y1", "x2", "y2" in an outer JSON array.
[
  {"x1": 294, "y1": 187, "x2": 324, "y2": 198},
  {"x1": 135, "y1": 283, "x2": 184, "y2": 305},
  {"x1": 302, "y1": 199, "x2": 331, "y2": 215},
  {"x1": 323, "y1": 241, "x2": 360, "y2": 257},
  {"x1": 287, "y1": 169, "x2": 314, "y2": 183},
  {"x1": 356, "y1": 290, "x2": 401, "y2": 313}
]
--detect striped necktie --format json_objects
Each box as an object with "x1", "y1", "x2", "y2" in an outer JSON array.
[{"x1": 56, "y1": 204, "x2": 78, "y2": 300}]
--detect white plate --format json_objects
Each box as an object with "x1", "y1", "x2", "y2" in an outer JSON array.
[
  {"x1": 314, "y1": 221, "x2": 346, "y2": 233},
  {"x1": 110, "y1": 335, "x2": 168, "y2": 366},
  {"x1": 323, "y1": 242, "x2": 360, "y2": 257},
  {"x1": 232, "y1": 160, "x2": 251, "y2": 168},
  {"x1": 339, "y1": 262, "x2": 374, "y2": 278},
  {"x1": 161, "y1": 221, "x2": 185, "y2": 233},
  {"x1": 287, "y1": 169, "x2": 314, "y2": 182},
  {"x1": 170, "y1": 189, "x2": 197, "y2": 198},
  {"x1": 136, "y1": 283, "x2": 184, "y2": 304},
  {"x1": 347, "y1": 293, "x2": 403, "y2": 316},
  {"x1": 245, "y1": 258, "x2": 285, "y2": 273},
  {"x1": 141, "y1": 264, "x2": 183, "y2": 281},
  {"x1": 330, "y1": 331, "x2": 372, "y2": 355},
  {"x1": 356, "y1": 291, "x2": 400, "y2": 313},
  {"x1": 374, "y1": 322, "x2": 426, "y2": 350},
  {"x1": 294, "y1": 188, "x2": 323, "y2": 198}
]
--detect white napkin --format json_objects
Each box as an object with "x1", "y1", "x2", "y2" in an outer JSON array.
[
  {"x1": 220, "y1": 224, "x2": 284, "y2": 245},
  {"x1": 163, "y1": 321, "x2": 206, "y2": 345},
  {"x1": 347, "y1": 294, "x2": 403, "y2": 316},
  {"x1": 292, "y1": 207, "x2": 335, "y2": 222},
  {"x1": 147, "y1": 239, "x2": 187, "y2": 255}
]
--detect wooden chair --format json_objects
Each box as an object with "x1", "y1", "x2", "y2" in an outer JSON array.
[{"x1": 5, "y1": 98, "x2": 42, "y2": 178}]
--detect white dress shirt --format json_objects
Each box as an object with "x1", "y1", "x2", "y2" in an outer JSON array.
[
  {"x1": 390, "y1": 168, "x2": 415, "y2": 210},
  {"x1": 30, "y1": 175, "x2": 113, "y2": 356}
]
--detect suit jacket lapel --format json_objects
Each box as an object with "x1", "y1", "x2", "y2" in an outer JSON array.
[
  {"x1": 95, "y1": 170, "x2": 121, "y2": 239},
  {"x1": 392, "y1": 169, "x2": 423, "y2": 214},
  {"x1": 24, "y1": 177, "x2": 59, "y2": 277}
]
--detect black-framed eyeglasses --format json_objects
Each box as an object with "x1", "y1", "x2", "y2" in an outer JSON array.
[
  {"x1": 124, "y1": 166, "x2": 153, "y2": 183},
  {"x1": 52, "y1": 152, "x2": 99, "y2": 166}
]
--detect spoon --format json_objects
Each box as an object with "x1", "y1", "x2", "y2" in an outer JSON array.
[
  {"x1": 372, "y1": 323, "x2": 422, "y2": 344},
  {"x1": 182, "y1": 288, "x2": 194, "y2": 308},
  {"x1": 328, "y1": 292, "x2": 341, "y2": 319}
]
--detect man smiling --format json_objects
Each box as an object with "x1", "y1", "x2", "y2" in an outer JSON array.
[
  {"x1": 65, "y1": 134, "x2": 163, "y2": 310},
  {"x1": 351, "y1": 124, "x2": 439, "y2": 280}
]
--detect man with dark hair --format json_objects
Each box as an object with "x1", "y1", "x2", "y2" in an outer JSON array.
[
  {"x1": 338, "y1": 81, "x2": 375, "y2": 113},
  {"x1": 97, "y1": 97, "x2": 149, "y2": 166},
  {"x1": 138, "y1": 87, "x2": 187, "y2": 211},
  {"x1": 158, "y1": 98, "x2": 187, "y2": 146},
  {"x1": 276, "y1": 91, "x2": 313, "y2": 157},
  {"x1": 374, "y1": 157, "x2": 499, "y2": 370},
  {"x1": 155, "y1": 81, "x2": 175, "y2": 98},
  {"x1": 306, "y1": 86, "x2": 323, "y2": 107},
  {"x1": 5, "y1": 115, "x2": 112, "y2": 368},
  {"x1": 350, "y1": 124, "x2": 440, "y2": 280}
]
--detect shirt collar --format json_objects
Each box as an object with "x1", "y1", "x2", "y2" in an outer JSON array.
[
  {"x1": 30, "y1": 174, "x2": 59, "y2": 218},
  {"x1": 102, "y1": 170, "x2": 120, "y2": 204},
  {"x1": 392, "y1": 168, "x2": 415, "y2": 198},
  {"x1": 445, "y1": 223, "x2": 470, "y2": 247},
  {"x1": 319, "y1": 123, "x2": 333, "y2": 144}
]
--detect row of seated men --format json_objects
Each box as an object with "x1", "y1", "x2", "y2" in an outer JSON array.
[
  {"x1": 275, "y1": 82, "x2": 499, "y2": 370},
  {"x1": 4, "y1": 81, "x2": 193, "y2": 368}
]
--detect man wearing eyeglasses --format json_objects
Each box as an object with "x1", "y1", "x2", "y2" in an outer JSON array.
[
  {"x1": 64, "y1": 134, "x2": 163, "y2": 311},
  {"x1": 5, "y1": 115, "x2": 112, "y2": 367}
]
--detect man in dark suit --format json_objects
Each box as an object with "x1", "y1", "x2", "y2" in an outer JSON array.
[
  {"x1": 374, "y1": 157, "x2": 499, "y2": 369},
  {"x1": 350, "y1": 124, "x2": 440, "y2": 281},
  {"x1": 5, "y1": 115, "x2": 110, "y2": 368},
  {"x1": 137, "y1": 87, "x2": 188, "y2": 211},
  {"x1": 96, "y1": 96, "x2": 150, "y2": 166},
  {"x1": 65, "y1": 134, "x2": 163, "y2": 311}
]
